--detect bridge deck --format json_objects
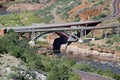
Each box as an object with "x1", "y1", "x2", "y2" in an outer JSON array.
[
  {"x1": 11, "y1": 25, "x2": 120, "y2": 33},
  {"x1": 6, "y1": 20, "x2": 101, "y2": 32}
]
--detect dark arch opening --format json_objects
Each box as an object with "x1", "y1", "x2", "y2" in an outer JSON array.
[{"x1": 53, "y1": 36, "x2": 68, "y2": 54}]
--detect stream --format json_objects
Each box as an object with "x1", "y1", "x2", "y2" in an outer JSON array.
[
  {"x1": 54, "y1": 51, "x2": 120, "y2": 74},
  {"x1": 51, "y1": 36, "x2": 120, "y2": 74},
  {"x1": 73, "y1": 56, "x2": 120, "y2": 74}
]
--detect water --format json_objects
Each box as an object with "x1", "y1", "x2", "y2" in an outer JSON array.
[
  {"x1": 64, "y1": 53, "x2": 120, "y2": 74},
  {"x1": 77, "y1": 60, "x2": 120, "y2": 74}
]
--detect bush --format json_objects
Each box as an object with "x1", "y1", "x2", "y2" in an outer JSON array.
[
  {"x1": 115, "y1": 46, "x2": 120, "y2": 51},
  {"x1": 93, "y1": 13, "x2": 107, "y2": 20},
  {"x1": 106, "y1": 40, "x2": 113, "y2": 44},
  {"x1": 0, "y1": 45, "x2": 7, "y2": 54},
  {"x1": 8, "y1": 73, "x2": 17, "y2": 80},
  {"x1": 8, "y1": 73, "x2": 29, "y2": 80},
  {"x1": 114, "y1": 74, "x2": 120, "y2": 80},
  {"x1": 73, "y1": 63, "x2": 96, "y2": 72},
  {"x1": 0, "y1": 3, "x2": 3, "y2": 8},
  {"x1": 68, "y1": 72, "x2": 81, "y2": 80},
  {"x1": 100, "y1": 68, "x2": 114, "y2": 78}
]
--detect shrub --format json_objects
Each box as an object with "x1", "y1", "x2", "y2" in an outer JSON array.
[
  {"x1": 114, "y1": 74, "x2": 120, "y2": 80},
  {"x1": 115, "y1": 46, "x2": 120, "y2": 51},
  {"x1": 0, "y1": 3, "x2": 3, "y2": 8},
  {"x1": 0, "y1": 45, "x2": 7, "y2": 54},
  {"x1": 93, "y1": 13, "x2": 107, "y2": 20},
  {"x1": 106, "y1": 40, "x2": 113, "y2": 44},
  {"x1": 73, "y1": 63, "x2": 96, "y2": 72},
  {"x1": 8, "y1": 73, "x2": 17, "y2": 80}
]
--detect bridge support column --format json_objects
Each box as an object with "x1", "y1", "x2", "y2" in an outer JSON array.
[
  {"x1": 103, "y1": 29, "x2": 107, "y2": 39},
  {"x1": 31, "y1": 33, "x2": 35, "y2": 41},
  {"x1": 116, "y1": 26, "x2": 119, "y2": 36},
  {"x1": 29, "y1": 29, "x2": 35, "y2": 45},
  {"x1": 84, "y1": 29, "x2": 87, "y2": 37},
  {"x1": 80, "y1": 29, "x2": 84, "y2": 38},
  {"x1": 104, "y1": 29, "x2": 107, "y2": 39},
  {"x1": 92, "y1": 30, "x2": 95, "y2": 41},
  {"x1": 78, "y1": 29, "x2": 84, "y2": 43}
]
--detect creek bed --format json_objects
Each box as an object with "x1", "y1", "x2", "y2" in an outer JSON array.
[{"x1": 54, "y1": 51, "x2": 120, "y2": 74}]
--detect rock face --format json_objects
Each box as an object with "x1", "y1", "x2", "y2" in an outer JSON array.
[
  {"x1": 61, "y1": 44, "x2": 119, "y2": 61},
  {"x1": 46, "y1": 34, "x2": 119, "y2": 61}
]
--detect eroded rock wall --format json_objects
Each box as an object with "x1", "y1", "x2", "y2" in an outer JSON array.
[{"x1": 61, "y1": 44, "x2": 120, "y2": 61}]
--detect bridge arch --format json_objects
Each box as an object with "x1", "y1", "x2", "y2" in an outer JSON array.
[{"x1": 34, "y1": 31, "x2": 69, "y2": 40}]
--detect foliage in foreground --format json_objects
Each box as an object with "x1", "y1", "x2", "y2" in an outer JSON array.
[{"x1": 0, "y1": 30, "x2": 80, "y2": 80}]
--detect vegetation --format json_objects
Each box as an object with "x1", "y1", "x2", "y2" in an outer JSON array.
[
  {"x1": 36, "y1": 41, "x2": 48, "y2": 45},
  {"x1": 56, "y1": 0, "x2": 76, "y2": 5},
  {"x1": 92, "y1": 13, "x2": 108, "y2": 20},
  {"x1": 105, "y1": 34, "x2": 120, "y2": 50},
  {"x1": 0, "y1": 12, "x2": 36, "y2": 26},
  {"x1": 35, "y1": 5, "x2": 54, "y2": 23},
  {"x1": 0, "y1": 3, "x2": 3, "y2": 8},
  {"x1": 0, "y1": 30, "x2": 80, "y2": 80},
  {"x1": 73, "y1": 63, "x2": 120, "y2": 80},
  {"x1": 117, "y1": 17, "x2": 120, "y2": 22},
  {"x1": 56, "y1": 0, "x2": 80, "y2": 22},
  {"x1": 0, "y1": 5, "x2": 54, "y2": 27}
]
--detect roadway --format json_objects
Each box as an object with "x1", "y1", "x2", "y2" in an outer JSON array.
[
  {"x1": 10, "y1": 24, "x2": 120, "y2": 33},
  {"x1": 112, "y1": 0, "x2": 120, "y2": 16},
  {"x1": 6, "y1": 20, "x2": 101, "y2": 32}
]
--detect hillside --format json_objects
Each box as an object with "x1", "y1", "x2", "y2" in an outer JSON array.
[
  {"x1": 67, "y1": 0, "x2": 111, "y2": 21},
  {"x1": 0, "y1": 0, "x2": 120, "y2": 25}
]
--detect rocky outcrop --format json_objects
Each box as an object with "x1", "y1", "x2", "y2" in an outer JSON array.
[
  {"x1": 46, "y1": 34, "x2": 120, "y2": 61},
  {"x1": 61, "y1": 43, "x2": 120, "y2": 61}
]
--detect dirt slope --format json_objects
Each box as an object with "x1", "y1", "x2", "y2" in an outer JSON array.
[{"x1": 68, "y1": 0, "x2": 110, "y2": 21}]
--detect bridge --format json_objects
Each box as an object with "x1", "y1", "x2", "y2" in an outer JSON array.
[
  {"x1": 4, "y1": 20, "x2": 101, "y2": 42},
  {"x1": 2, "y1": 20, "x2": 119, "y2": 44},
  {"x1": 6, "y1": 20, "x2": 101, "y2": 32}
]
